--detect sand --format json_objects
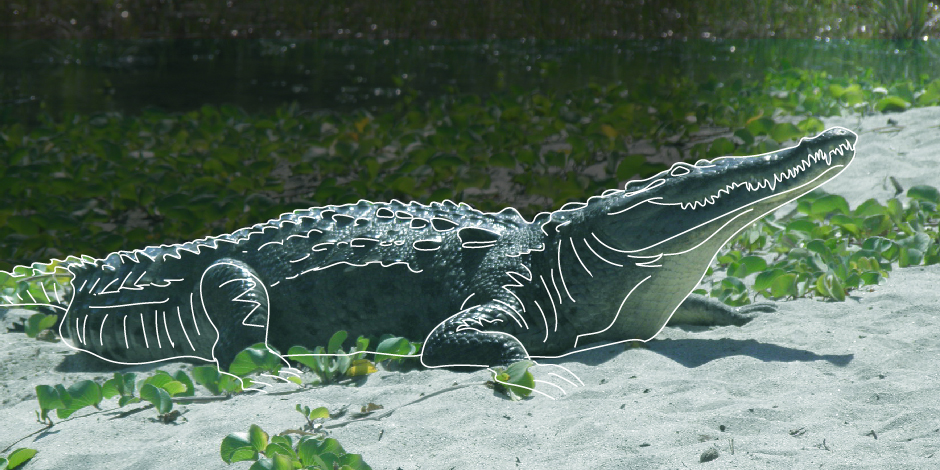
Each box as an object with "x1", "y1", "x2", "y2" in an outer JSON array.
[{"x1": 2, "y1": 106, "x2": 939, "y2": 469}]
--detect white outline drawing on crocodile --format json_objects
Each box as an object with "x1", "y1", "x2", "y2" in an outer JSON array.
[{"x1": 1, "y1": 127, "x2": 858, "y2": 399}]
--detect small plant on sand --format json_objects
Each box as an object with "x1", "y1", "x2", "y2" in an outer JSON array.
[
  {"x1": 706, "y1": 184, "x2": 940, "y2": 304},
  {"x1": 0, "y1": 448, "x2": 37, "y2": 470},
  {"x1": 220, "y1": 407, "x2": 372, "y2": 470},
  {"x1": 488, "y1": 360, "x2": 537, "y2": 400}
]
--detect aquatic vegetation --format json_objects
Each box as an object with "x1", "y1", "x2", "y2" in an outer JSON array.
[{"x1": 873, "y1": 0, "x2": 940, "y2": 39}]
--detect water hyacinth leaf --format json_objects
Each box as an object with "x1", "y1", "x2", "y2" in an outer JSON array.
[
  {"x1": 140, "y1": 383, "x2": 173, "y2": 414},
  {"x1": 220, "y1": 432, "x2": 257, "y2": 464},
  {"x1": 246, "y1": 458, "x2": 275, "y2": 470}
]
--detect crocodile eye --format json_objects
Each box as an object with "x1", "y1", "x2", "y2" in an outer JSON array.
[{"x1": 670, "y1": 165, "x2": 691, "y2": 177}]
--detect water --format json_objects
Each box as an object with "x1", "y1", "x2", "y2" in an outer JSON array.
[{"x1": 1, "y1": 38, "x2": 939, "y2": 125}]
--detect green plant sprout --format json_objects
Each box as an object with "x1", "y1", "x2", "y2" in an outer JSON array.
[
  {"x1": 220, "y1": 414, "x2": 372, "y2": 469},
  {"x1": 0, "y1": 448, "x2": 37, "y2": 470}
]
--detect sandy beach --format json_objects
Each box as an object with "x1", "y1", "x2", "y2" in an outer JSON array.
[{"x1": 2, "y1": 106, "x2": 939, "y2": 469}]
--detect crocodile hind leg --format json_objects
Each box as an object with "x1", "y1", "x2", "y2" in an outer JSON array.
[
  {"x1": 667, "y1": 293, "x2": 776, "y2": 327},
  {"x1": 420, "y1": 303, "x2": 530, "y2": 369}
]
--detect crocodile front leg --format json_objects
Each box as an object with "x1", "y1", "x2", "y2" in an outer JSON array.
[{"x1": 420, "y1": 303, "x2": 530, "y2": 369}]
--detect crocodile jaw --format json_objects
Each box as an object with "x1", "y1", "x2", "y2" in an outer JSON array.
[{"x1": 555, "y1": 127, "x2": 858, "y2": 342}]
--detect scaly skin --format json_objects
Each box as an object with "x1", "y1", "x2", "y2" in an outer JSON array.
[{"x1": 1, "y1": 127, "x2": 858, "y2": 371}]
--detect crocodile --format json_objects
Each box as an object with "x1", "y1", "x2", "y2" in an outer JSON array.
[{"x1": 1, "y1": 127, "x2": 857, "y2": 372}]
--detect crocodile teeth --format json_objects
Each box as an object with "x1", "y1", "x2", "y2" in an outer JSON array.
[{"x1": 679, "y1": 138, "x2": 854, "y2": 211}]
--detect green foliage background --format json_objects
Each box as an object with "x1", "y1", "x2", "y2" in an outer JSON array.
[{"x1": 3, "y1": 65, "x2": 940, "y2": 271}]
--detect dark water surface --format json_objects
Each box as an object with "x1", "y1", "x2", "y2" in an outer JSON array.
[{"x1": 1, "y1": 38, "x2": 938, "y2": 124}]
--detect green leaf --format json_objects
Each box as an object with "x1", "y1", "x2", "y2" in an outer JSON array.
[
  {"x1": 374, "y1": 337, "x2": 413, "y2": 362},
  {"x1": 25, "y1": 313, "x2": 57, "y2": 338},
  {"x1": 615, "y1": 155, "x2": 647, "y2": 181},
  {"x1": 249, "y1": 424, "x2": 269, "y2": 453},
  {"x1": 229, "y1": 344, "x2": 283, "y2": 377},
  {"x1": 328, "y1": 330, "x2": 348, "y2": 355},
  {"x1": 173, "y1": 370, "x2": 196, "y2": 397},
  {"x1": 810, "y1": 194, "x2": 850, "y2": 216},
  {"x1": 737, "y1": 256, "x2": 767, "y2": 276},
  {"x1": 192, "y1": 365, "x2": 221, "y2": 395},
  {"x1": 54, "y1": 380, "x2": 103, "y2": 419},
  {"x1": 247, "y1": 458, "x2": 275, "y2": 470},
  {"x1": 706, "y1": 137, "x2": 735, "y2": 158},
  {"x1": 874, "y1": 96, "x2": 910, "y2": 112},
  {"x1": 908, "y1": 185, "x2": 940, "y2": 204},
  {"x1": 770, "y1": 273, "x2": 798, "y2": 298},
  {"x1": 496, "y1": 360, "x2": 536, "y2": 399},
  {"x1": 733, "y1": 128, "x2": 754, "y2": 146},
  {"x1": 316, "y1": 438, "x2": 346, "y2": 456},
  {"x1": 297, "y1": 405, "x2": 330, "y2": 421},
  {"x1": 786, "y1": 220, "x2": 817, "y2": 234},
  {"x1": 338, "y1": 453, "x2": 372, "y2": 470},
  {"x1": 220, "y1": 432, "x2": 257, "y2": 464},
  {"x1": 271, "y1": 453, "x2": 293, "y2": 470},
  {"x1": 745, "y1": 117, "x2": 775, "y2": 136},
  {"x1": 140, "y1": 383, "x2": 173, "y2": 414},
  {"x1": 297, "y1": 439, "x2": 328, "y2": 469},
  {"x1": 5, "y1": 448, "x2": 37, "y2": 469}
]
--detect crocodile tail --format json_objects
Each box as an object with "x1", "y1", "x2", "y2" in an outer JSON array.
[{"x1": 0, "y1": 261, "x2": 74, "y2": 314}]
